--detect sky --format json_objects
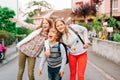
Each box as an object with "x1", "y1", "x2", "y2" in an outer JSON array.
[
  {"x1": 19, "y1": 0, "x2": 71, "y2": 11},
  {"x1": 0, "y1": 0, "x2": 71, "y2": 19}
]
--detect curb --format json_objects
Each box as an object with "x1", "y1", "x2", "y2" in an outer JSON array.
[
  {"x1": 0, "y1": 52, "x2": 18, "y2": 66},
  {"x1": 6, "y1": 52, "x2": 18, "y2": 62}
]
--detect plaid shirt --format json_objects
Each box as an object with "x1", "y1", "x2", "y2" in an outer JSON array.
[{"x1": 19, "y1": 32, "x2": 47, "y2": 57}]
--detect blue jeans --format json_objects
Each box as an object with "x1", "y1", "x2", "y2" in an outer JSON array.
[{"x1": 48, "y1": 66, "x2": 62, "y2": 80}]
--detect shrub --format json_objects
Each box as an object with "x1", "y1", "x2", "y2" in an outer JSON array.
[
  {"x1": 16, "y1": 27, "x2": 33, "y2": 35},
  {"x1": 113, "y1": 33, "x2": 120, "y2": 42},
  {"x1": 0, "y1": 30, "x2": 15, "y2": 46},
  {"x1": 16, "y1": 27, "x2": 33, "y2": 41}
]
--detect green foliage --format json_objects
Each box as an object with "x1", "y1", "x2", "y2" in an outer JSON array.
[
  {"x1": 27, "y1": 0, "x2": 52, "y2": 17},
  {"x1": 92, "y1": 17, "x2": 102, "y2": 33},
  {"x1": 79, "y1": 23, "x2": 92, "y2": 31},
  {"x1": 16, "y1": 27, "x2": 33, "y2": 35},
  {"x1": 92, "y1": 22, "x2": 102, "y2": 33},
  {"x1": 16, "y1": 27, "x2": 33, "y2": 41},
  {"x1": 0, "y1": 6, "x2": 16, "y2": 33},
  {"x1": 0, "y1": 30, "x2": 15, "y2": 46},
  {"x1": 108, "y1": 17, "x2": 116, "y2": 27},
  {"x1": 113, "y1": 33, "x2": 120, "y2": 42},
  {"x1": 0, "y1": 30, "x2": 9, "y2": 40},
  {"x1": 28, "y1": 11, "x2": 34, "y2": 17},
  {"x1": 24, "y1": 17, "x2": 34, "y2": 24},
  {"x1": 116, "y1": 21, "x2": 120, "y2": 28},
  {"x1": 15, "y1": 34, "x2": 26, "y2": 42}
]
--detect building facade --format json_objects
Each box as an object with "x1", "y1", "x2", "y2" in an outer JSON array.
[
  {"x1": 72, "y1": 0, "x2": 120, "y2": 18},
  {"x1": 98, "y1": 0, "x2": 120, "y2": 17}
]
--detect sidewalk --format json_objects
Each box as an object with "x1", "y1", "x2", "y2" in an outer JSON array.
[{"x1": 0, "y1": 43, "x2": 18, "y2": 65}]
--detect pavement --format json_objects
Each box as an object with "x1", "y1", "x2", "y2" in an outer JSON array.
[{"x1": 0, "y1": 43, "x2": 18, "y2": 66}]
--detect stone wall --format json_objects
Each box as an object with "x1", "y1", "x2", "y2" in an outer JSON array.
[{"x1": 92, "y1": 38, "x2": 120, "y2": 64}]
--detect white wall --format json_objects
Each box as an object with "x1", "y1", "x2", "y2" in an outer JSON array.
[{"x1": 92, "y1": 38, "x2": 120, "y2": 64}]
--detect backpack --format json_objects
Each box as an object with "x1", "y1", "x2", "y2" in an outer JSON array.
[{"x1": 58, "y1": 42, "x2": 68, "y2": 64}]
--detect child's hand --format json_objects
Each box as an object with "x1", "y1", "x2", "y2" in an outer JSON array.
[
  {"x1": 45, "y1": 50, "x2": 51, "y2": 58},
  {"x1": 38, "y1": 69, "x2": 42, "y2": 75},
  {"x1": 59, "y1": 71, "x2": 64, "y2": 77},
  {"x1": 9, "y1": 18, "x2": 18, "y2": 22},
  {"x1": 83, "y1": 43, "x2": 89, "y2": 49}
]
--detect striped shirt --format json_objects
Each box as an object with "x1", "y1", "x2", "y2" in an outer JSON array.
[{"x1": 39, "y1": 41, "x2": 66, "y2": 72}]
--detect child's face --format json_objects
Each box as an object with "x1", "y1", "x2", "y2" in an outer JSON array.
[
  {"x1": 48, "y1": 29, "x2": 58, "y2": 42},
  {"x1": 42, "y1": 19, "x2": 50, "y2": 32},
  {"x1": 55, "y1": 21, "x2": 66, "y2": 33}
]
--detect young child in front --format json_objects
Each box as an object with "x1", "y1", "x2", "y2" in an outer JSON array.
[{"x1": 38, "y1": 28, "x2": 67, "y2": 80}]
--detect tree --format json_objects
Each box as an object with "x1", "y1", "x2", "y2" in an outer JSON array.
[
  {"x1": 91, "y1": 0, "x2": 104, "y2": 13},
  {"x1": 93, "y1": 0, "x2": 104, "y2": 5},
  {"x1": 0, "y1": 6, "x2": 16, "y2": 33},
  {"x1": 72, "y1": 2, "x2": 97, "y2": 24},
  {"x1": 26, "y1": 0, "x2": 52, "y2": 17}
]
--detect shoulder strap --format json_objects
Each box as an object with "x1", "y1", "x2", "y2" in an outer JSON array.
[
  {"x1": 58, "y1": 42, "x2": 60, "y2": 52},
  {"x1": 58, "y1": 42, "x2": 67, "y2": 52},
  {"x1": 58, "y1": 42, "x2": 68, "y2": 64},
  {"x1": 69, "y1": 27, "x2": 85, "y2": 45}
]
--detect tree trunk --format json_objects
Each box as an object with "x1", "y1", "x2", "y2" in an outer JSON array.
[
  {"x1": 84, "y1": 16, "x2": 88, "y2": 24},
  {"x1": 110, "y1": 0, "x2": 113, "y2": 17}
]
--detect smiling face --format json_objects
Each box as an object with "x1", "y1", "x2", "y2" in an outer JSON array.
[
  {"x1": 48, "y1": 28, "x2": 59, "y2": 43},
  {"x1": 42, "y1": 19, "x2": 51, "y2": 32},
  {"x1": 54, "y1": 20, "x2": 66, "y2": 33}
]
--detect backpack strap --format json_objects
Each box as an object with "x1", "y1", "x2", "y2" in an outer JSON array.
[
  {"x1": 69, "y1": 27, "x2": 85, "y2": 45},
  {"x1": 58, "y1": 42, "x2": 68, "y2": 64},
  {"x1": 58, "y1": 42, "x2": 60, "y2": 52}
]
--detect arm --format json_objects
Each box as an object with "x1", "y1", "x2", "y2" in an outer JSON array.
[
  {"x1": 44, "y1": 40, "x2": 51, "y2": 58},
  {"x1": 72, "y1": 24, "x2": 90, "y2": 48},
  {"x1": 59, "y1": 44, "x2": 67, "y2": 76},
  {"x1": 10, "y1": 18, "x2": 40, "y2": 30},
  {"x1": 38, "y1": 50, "x2": 46, "y2": 75}
]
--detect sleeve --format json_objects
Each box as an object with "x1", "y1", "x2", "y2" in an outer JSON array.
[
  {"x1": 44, "y1": 40, "x2": 50, "y2": 50},
  {"x1": 71, "y1": 24, "x2": 90, "y2": 44},
  {"x1": 17, "y1": 20, "x2": 40, "y2": 30},
  {"x1": 39, "y1": 49, "x2": 47, "y2": 70},
  {"x1": 59, "y1": 44, "x2": 67, "y2": 72}
]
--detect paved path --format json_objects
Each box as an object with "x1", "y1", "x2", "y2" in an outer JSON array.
[{"x1": 0, "y1": 43, "x2": 18, "y2": 66}]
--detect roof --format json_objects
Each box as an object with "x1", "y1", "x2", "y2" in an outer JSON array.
[
  {"x1": 50, "y1": 9, "x2": 72, "y2": 21},
  {"x1": 31, "y1": 9, "x2": 72, "y2": 24}
]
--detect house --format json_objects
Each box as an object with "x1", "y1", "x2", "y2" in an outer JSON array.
[
  {"x1": 30, "y1": 9, "x2": 72, "y2": 25},
  {"x1": 71, "y1": 0, "x2": 120, "y2": 22},
  {"x1": 98, "y1": 0, "x2": 120, "y2": 19}
]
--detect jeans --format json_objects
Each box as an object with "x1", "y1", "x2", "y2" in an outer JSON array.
[
  {"x1": 48, "y1": 66, "x2": 61, "y2": 80},
  {"x1": 17, "y1": 51, "x2": 36, "y2": 80}
]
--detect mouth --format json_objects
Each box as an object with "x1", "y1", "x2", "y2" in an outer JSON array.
[
  {"x1": 59, "y1": 28, "x2": 64, "y2": 33},
  {"x1": 43, "y1": 26, "x2": 47, "y2": 29},
  {"x1": 48, "y1": 35, "x2": 53, "y2": 39}
]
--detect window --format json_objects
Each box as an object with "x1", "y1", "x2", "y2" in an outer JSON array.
[{"x1": 113, "y1": 0, "x2": 118, "y2": 12}]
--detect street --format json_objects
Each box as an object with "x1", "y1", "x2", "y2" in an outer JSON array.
[{"x1": 0, "y1": 46, "x2": 120, "y2": 80}]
